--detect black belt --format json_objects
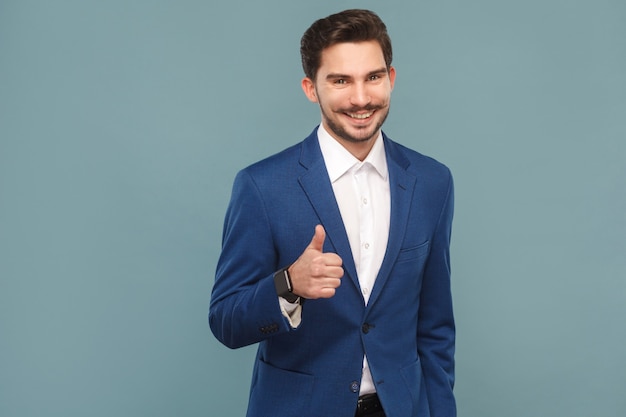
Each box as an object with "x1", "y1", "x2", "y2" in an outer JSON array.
[{"x1": 355, "y1": 393, "x2": 385, "y2": 416}]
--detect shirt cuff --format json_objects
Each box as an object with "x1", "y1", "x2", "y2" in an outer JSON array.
[{"x1": 279, "y1": 296, "x2": 302, "y2": 328}]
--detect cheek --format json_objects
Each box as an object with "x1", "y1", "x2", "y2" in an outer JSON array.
[
  {"x1": 317, "y1": 85, "x2": 347, "y2": 102},
  {"x1": 373, "y1": 87, "x2": 391, "y2": 101}
]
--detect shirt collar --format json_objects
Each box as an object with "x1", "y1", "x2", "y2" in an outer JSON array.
[{"x1": 317, "y1": 124, "x2": 388, "y2": 183}]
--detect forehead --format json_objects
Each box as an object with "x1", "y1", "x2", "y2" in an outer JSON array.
[{"x1": 317, "y1": 40, "x2": 386, "y2": 77}]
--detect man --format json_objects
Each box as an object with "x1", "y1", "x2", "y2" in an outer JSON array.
[{"x1": 209, "y1": 9, "x2": 455, "y2": 417}]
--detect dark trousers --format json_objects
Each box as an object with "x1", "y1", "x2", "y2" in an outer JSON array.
[
  {"x1": 355, "y1": 393, "x2": 386, "y2": 417},
  {"x1": 355, "y1": 411, "x2": 385, "y2": 417}
]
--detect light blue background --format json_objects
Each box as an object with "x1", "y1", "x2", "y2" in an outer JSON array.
[{"x1": 1, "y1": 1, "x2": 625, "y2": 416}]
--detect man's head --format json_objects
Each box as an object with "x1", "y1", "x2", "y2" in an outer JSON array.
[
  {"x1": 300, "y1": 9, "x2": 396, "y2": 158},
  {"x1": 300, "y1": 9, "x2": 393, "y2": 81}
]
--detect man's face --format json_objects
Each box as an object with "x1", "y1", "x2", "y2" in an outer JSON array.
[{"x1": 302, "y1": 40, "x2": 396, "y2": 153}]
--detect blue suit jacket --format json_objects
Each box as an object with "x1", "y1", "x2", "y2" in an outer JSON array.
[{"x1": 209, "y1": 128, "x2": 455, "y2": 417}]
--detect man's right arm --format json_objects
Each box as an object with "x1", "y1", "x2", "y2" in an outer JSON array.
[
  {"x1": 209, "y1": 170, "x2": 291, "y2": 349},
  {"x1": 209, "y1": 171, "x2": 344, "y2": 349}
]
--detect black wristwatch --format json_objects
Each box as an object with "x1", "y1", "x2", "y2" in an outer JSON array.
[{"x1": 274, "y1": 266, "x2": 300, "y2": 303}]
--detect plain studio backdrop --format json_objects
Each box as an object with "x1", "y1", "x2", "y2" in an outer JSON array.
[{"x1": 1, "y1": 1, "x2": 624, "y2": 416}]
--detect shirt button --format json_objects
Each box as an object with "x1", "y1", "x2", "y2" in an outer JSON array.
[
  {"x1": 362, "y1": 198, "x2": 368, "y2": 205},
  {"x1": 362, "y1": 287, "x2": 369, "y2": 296},
  {"x1": 364, "y1": 242, "x2": 370, "y2": 250},
  {"x1": 350, "y1": 381, "x2": 359, "y2": 393}
]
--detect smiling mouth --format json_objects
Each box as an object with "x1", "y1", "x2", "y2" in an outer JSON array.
[{"x1": 347, "y1": 111, "x2": 374, "y2": 119}]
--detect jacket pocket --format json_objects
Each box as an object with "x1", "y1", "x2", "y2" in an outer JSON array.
[
  {"x1": 395, "y1": 240, "x2": 430, "y2": 264},
  {"x1": 400, "y1": 357, "x2": 425, "y2": 415},
  {"x1": 248, "y1": 359, "x2": 314, "y2": 417}
]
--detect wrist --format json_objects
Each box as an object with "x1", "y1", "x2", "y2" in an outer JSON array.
[{"x1": 274, "y1": 265, "x2": 300, "y2": 303}]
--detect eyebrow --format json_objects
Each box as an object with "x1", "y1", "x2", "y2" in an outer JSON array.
[{"x1": 325, "y1": 67, "x2": 388, "y2": 81}]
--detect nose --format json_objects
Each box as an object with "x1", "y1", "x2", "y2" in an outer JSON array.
[{"x1": 350, "y1": 82, "x2": 371, "y2": 107}]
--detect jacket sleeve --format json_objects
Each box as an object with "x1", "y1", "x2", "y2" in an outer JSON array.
[
  {"x1": 417, "y1": 170, "x2": 457, "y2": 416},
  {"x1": 209, "y1": 169, "x2": 294, "y2": 349}
]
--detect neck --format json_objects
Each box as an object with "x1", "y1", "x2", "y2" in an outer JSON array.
[{"x1": 342, "y1": 140, "x2": 376, "y2": 161}]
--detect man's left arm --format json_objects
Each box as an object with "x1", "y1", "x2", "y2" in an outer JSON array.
[{"x1": 417, "y1": 170, "x2": 456, "y2": 416}]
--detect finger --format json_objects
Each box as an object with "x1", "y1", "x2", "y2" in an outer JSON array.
[
  {"x1": 317, "y1": 287, "x2": 338, "y2": 298},
  {"x1": 323, "y1": 277, "x2": 342, "y2": 289},
  {"x1": 310, "y1": 261, "x2": 343, "y2": 278},
  {"x1": 308, "y1": 224, "x2": 326, "y2": 252},
  {"x1": 326, "y1": 265, "x2": 344, "y2": 278},
  {"x1": 321, "y1": 253, "x2": 343, "y2": 267}
]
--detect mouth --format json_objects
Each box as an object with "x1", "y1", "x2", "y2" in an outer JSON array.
[{"x1": 346, "y1": 111, "x2": 374, "y2": 120}]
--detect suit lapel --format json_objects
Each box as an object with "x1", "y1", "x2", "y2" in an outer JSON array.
[
  {"x1": 366, "y1": 137, "x2": 416, "y2": 308},
  {"x1": 297, "y1": 131, "x2": 417, "y2": 305},
  {"x1": 298, "y1": 131, "x2": 359, "y2": 289}
]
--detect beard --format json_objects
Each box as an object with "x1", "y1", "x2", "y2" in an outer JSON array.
[{"x1": 320, "y1": 102, "x2": 390, "y2": 145}]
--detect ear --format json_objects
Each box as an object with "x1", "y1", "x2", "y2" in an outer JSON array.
[
  {"x1": 301, "y1": 77, "x2": 318, "y2": 103},
  {"x1": 388, "y1": 66, "x2": 397, "y2": 91}
]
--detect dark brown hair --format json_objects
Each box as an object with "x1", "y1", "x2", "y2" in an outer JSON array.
[{"x1": 300, "y1": 9, "x2": 393, "y2": 80}]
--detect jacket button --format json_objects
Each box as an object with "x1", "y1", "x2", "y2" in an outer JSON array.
[
  {"x1": 362, "y1": 323, "x2": 371, "y2": 334},
  {"x1": 350, "y1": 381, "x2": 359, "y2": 393}
]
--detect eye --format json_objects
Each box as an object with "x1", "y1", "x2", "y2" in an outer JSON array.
[
  {"x1": 334, "y1": 79, "x2": 347, "y2": 85},
  {"x1": 369, "y1": 74, "x2": 381, "y2": 81}
]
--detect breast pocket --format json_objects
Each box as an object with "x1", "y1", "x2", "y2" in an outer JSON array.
[{"x1": 395, "y1": 240, "x2": 430, "y2": 264}]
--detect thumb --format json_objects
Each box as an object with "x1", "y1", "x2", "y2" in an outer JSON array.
[{"x1": 308, "y1": 224, "x2": 326, "y2": 252}]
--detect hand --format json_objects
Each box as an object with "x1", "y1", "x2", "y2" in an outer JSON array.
[{"x1": 289, "y1": 225, "x2": 344, "y2": 299}]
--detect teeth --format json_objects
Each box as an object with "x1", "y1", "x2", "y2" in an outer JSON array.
[{"x1": 349, "y1": 112, "x2": 372, "y2": 119}]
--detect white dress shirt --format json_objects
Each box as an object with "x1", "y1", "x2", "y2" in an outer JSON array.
[
  {"x1": 317, "y1": 124, "x2": 391, "y2": 395},
  {"x1": 279, "y1": 124, "x2": 391, "y2": 395}
]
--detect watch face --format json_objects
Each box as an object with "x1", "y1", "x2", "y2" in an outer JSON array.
[
  {"x1": 274, "y1": 268, "x2": 298, "y2": 303},
  {"x1": 283, "y1": 269, "x2": 293, "y2": 292}
]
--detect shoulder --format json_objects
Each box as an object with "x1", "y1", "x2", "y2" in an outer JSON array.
[
  {"x1": 243, "y1": 143, "x2": 299, "y2": 177},
  {"x1": 383, "y1": 133, "x2": 452, "y2": 182},
  {"x1": 235, "y1": 128, "x2": 320, "y2": 185}
]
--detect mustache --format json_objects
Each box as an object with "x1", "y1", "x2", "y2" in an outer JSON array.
[{"x1": 341, "y1": 104, "x2": 384, "y2": 113}]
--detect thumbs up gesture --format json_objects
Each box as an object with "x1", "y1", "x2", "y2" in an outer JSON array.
[{"x1": 288, "y1": 225, "x2": 344, "y2": 299}]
